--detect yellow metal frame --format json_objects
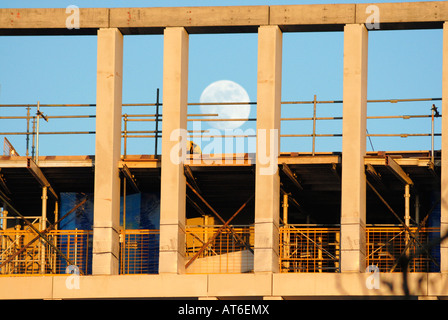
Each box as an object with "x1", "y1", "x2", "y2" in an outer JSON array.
[
  {"x1": 366, "y1": 226, "x2": 440, "y2": 273},
  {"x1": 279, "y1": 227, "x2": 340, "y2": 273},
  {"x1": 0, "y1": 229, "x2": 92, "y2": 275},
  {"x1": 1, "y1": 226, "x2": 441, "y2": 276},
  {"x1": 185, "y1": 226, "x2": 254, "y2": 274},
  {"x1": 119, "y1": 229, "x2": 159, "y2": 275}
]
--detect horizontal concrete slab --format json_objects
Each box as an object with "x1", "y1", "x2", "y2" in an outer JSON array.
[
  {"x1": 207, "y1": 273, "x2": 272, "y2": 297},
  {"x1": 2, "y1": 273, "x2": 447, "y2": 299},
  {"x1": 52, "y1": 274, "x2": 208, "y2": 299},
  {"x1": 273, "y1": 273, "x2": 432, "y2": 297},
  {"x1": 0, "y1": 276, "x2": 53, "y2": 299}
]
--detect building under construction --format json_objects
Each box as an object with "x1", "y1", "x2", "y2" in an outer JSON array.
[{"x1": 1, "y1": 1, "x2": 448, "y2": 300}]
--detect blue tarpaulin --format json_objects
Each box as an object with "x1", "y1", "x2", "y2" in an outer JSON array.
[{"x1": 59, "y1": 192, "x2": 160, "y2": 274}]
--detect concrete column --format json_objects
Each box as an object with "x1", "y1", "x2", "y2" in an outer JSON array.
[
  {"x1": 441, "y1": 21, "x2": 448, "y2": 273},
  {"x1": 92, "y1": 28, "x2": 123, "y2": 275},
  {"x1": 159, "y1": 27, "x2": 189, "y2": 274},
  {"x1": 340, "y1": 24, "x2": 368, "y2": 273},
  {"x1": 254, "y1": 25, "x2": 282, "y2": 273}
]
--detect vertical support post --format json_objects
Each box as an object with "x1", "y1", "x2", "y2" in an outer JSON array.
[
  {"x1": 340, "y1": 24, "x2": 368, "y2": 273},
  {"x1": 92, "y1": 28, "x2": 123, "y2": 275},
  {"x1": 40, "y1": 186, "x2": 47, "y2": 274},
  {"x1": 31, "y1": 115, "x2": 36, "y2": 159},
  {"x1": 312, "y1": 94, "x2": 317, "y2": 156},
  {"x1": 431, "y1": 105, "x2": 435, "y2": 164},
  {"x1": 155, "y1": 88, "x2": 160, "y2": 156},
  {"x1": 282, "y1": 193, "x2": 289, "y2": 271},
  {"x1": 0, "y1": 209, "x2": 7, "y2": 274},
  {"x1": 254, "y1": 25, "x2": 282, "y2": 273},
  {"x1": 35, "y1": 101, "x2": 40, "y2": 165},
  {"x1": 123, "y1": 114, "x2": 128, "y2": 157},
  {"x1": 159, "y1": 27, "x2": 189, "y2": 274},
  {"x1": 282, "y1": 194, "x2": 288, "y2": 225},
  {"x1": 441, "y1": 21, "x2": 448, "y2": 273},
  {"x1": 26, "y1": 107, "x2": 30, "y2": 157},
  {"x1": 53, "y1": 200, "x2": 58, "y2": 273},
  {"x1": 404, "y1": 184, "x2": 411, "y2": 256}
]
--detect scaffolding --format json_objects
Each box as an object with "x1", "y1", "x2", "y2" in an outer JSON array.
[
  {"x1": 279, "y1": 226, "x2": 340, "y2": 273},
  {"x1": 0, "y1": 95, "x2": 443, "y2": 276}
]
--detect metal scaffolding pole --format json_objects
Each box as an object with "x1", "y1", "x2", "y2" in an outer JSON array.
[
  {"x1": 40, "y1": 186, "x2": 48, "y2": 274},
  {"x1": 405, "y1": 184, "x2": 411, "y2": 257}
]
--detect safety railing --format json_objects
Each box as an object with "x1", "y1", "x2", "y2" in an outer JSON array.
[
  {"x1": 279, "y1": 226, "x2": 340, "y2": 273},
  {"x1": 0, "y1": 228, "x2": 92, "y2": 275},
  {"x1": 185, "y1": 225, "x2": 254, "y2": 274},
  {"x1": 0, "y1": 225, "x2": 443, "y2": 275},
  {"x1": 119, "y1": 229, "x2": 159, "y2": 275},
  {"x1": 0, "y1": 96, "x2": 441, "y2": 157},
  {"x1": 280, "y1": 96, "x2": 441, "y2": 154},
  {"x1": 366, "y1": 226, "x2": 440, "y2": 273},
  {"x1": 1, "y1": 228, "x2": 162, "y2": 276}
]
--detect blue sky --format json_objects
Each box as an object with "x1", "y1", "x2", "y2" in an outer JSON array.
[{"x1": 0, "y1": 0, "x2": 443, "y2": 156}]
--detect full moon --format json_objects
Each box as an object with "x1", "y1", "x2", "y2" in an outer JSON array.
[{"x1": 199, "y1": 80, "x2": 251, "y2": 131}]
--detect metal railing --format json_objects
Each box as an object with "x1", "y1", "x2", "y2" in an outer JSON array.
[
  {"x1": 0, "y1": 228, "x2": 92, "y2": 275},
  {"x1": 280, "y1": 96, "x2": 442, "y2": 154},
  {"x1": 0, "y1": 225, "x2": 442, "y2": 275},
  {"x1": 366, "y1": 226, "x2": 440, "y2": 273},
  {"x1": 279, "y1": 226, "x2": 340, "y2": 273},
  {"x1": 0, "y1": 96, "x2": 441, "y2": 157},
  {"x1": 185, "y1": 225, "x2": 254, "y2": 274},
  {"x1": 119, "y1": 229, "x2": 159, "y2": 275}
]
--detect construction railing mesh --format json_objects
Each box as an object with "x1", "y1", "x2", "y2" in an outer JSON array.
[
  {"x1": 1, "y1": 226, "x2": 441, "y2": 275},
  {"x1": 51, "y1": 230, "x2": 93, "y2": 275},
  {"x1": 0, "y1": 229, "x2": 93, "y2": 275},
  {"x1": 119, "y1": 229, "x2": 160, "y2": 274},
  {"x1": 279, "y1": 227, "x2": 340, "y2": 273},
  {"x1": 185, "y1": 226, "x2": 254, "y2": 274},
  {"x1": 366, "y1": 227, "x2": 440, "y2": 273}
]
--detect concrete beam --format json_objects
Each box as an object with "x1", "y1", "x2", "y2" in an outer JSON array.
[
  {"x1": 92, "y1": 28, "x2": 123, "y2": 275},
  {"x1": 110, "y1": 6, "x2": 269, "y2": 34},
  {"x1": 2, "y1": 2, "x2": 448, "y2": 36},
  {"x1": 0, "y1": 8, "x2": 109, "y2": 35},
  {"x1": 270, "y1": 4, "x2": 356, "y2": 32},
  {"x1": 356, "y1": 2, "x2": 448, "y2": 29},
  {"x1": 340, "y1": 24, "x2": 368, "y2": 273}
]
